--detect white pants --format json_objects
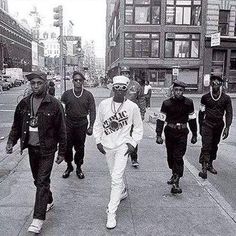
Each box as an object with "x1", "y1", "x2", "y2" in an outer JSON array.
[{"x1": 105, "y1": 144, "x2": 128, "y2": 214}]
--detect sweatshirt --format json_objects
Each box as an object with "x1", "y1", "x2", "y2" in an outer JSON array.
[{"x1": 93, "y1": 97, "x2": 143, "y2": 150}]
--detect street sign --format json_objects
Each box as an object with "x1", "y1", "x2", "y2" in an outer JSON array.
[
  {"x1": 211, "y1": 32, "x2": 221, "y2": 47},
  {"x1": 172, "y1": 68, "x2": 179, "y2": 76},
  {"x1": 64, "y1": 36, "x2": 81, "y2": 41}
]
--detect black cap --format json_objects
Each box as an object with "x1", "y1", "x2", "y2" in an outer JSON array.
[
  {"x1": 26, "y1": 71, "x2": 47, "y2": 81},
  {"x1": 72, "y1": 71, "x2": 86, "y2": 80},
  {"x1": 210, "y1": 74, "x2": 223, "y2": 82},
  {"x1": 173, "y1": 80, "x2": 187, "y2": 88},
  {"x1": 120, "y1": 66, "x2": 130, "y2": 73}
]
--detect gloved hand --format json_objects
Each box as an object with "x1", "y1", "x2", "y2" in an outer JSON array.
[
  {"x1": 6, "y1": 143, "x2": 13, "y2": 154},
  {"x1": 222, "y1": 127, "x2": 229, "y2": 140},
  {"x1": 191, "y1": 135, "x2": 197, "y2": 144},
  {"x1": 97, "y1": 143, "x2": 106, "y2": 154},
  {"x1": 125, "y1": 143, "x2": 135, "y2": 156},
  {"x1": 86, "y1": 126, "x2": 93, "y2": 136},
  {"x1": 156, "y1": 136, "x2": 163, "y2": 144},
  {"x1": 55, "y1": 155, "x2": 64, "y2": 164}
]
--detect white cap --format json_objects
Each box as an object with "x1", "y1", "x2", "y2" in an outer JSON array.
[{"x1": 112, "y1": 75, "x2": 130, "y2": 86}]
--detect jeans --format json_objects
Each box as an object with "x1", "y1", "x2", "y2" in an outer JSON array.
[
  {"x1": 28, "y1": 146, "x2": 54, "y2": 220},
  {"x1": 105, "y1": 144, "x2": 128, "y2": 214}
]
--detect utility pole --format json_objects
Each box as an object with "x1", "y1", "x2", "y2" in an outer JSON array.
[{"x1": 53, "y1": 5, "x2": 63, "y2": 95}]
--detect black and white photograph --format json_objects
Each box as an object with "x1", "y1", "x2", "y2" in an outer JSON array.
[{"x1": 0, "y1": 0, "x2": 236, "y2": 235}]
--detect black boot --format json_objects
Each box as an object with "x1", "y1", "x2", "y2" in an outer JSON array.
[
  {"x1": 207, "y1": 162, "x2": 217, "y2": 174},
  {"x1": 199, "y1": 162, "x2": 207, "y2": 179},
  {"x1": 171, "y1": 174, "x2": 182, "y2": 194},
  {"x1": 76, "y1": 166, "x2": 85, "y2": 179},
  {"x1": 62, "y1": 164, "x2": 74, "y2": 178},
  {"x1": 167, "y1": 175, "x2": 175, "y2": 185}
]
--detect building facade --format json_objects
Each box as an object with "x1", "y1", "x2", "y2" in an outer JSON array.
[
  {"x1": 0, "y1": 8, "x2": 32, "y2": 72},
  {"x1": 204, "y1": 0, "x2": 236, "y2": 92},
  {"x1": 106, "y1": 0, "x2": 207, "y2": 92}
]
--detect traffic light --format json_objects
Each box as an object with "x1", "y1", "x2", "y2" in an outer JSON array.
[{"x1": 53, "y1": 5, "x2": 63, "y2": 27}]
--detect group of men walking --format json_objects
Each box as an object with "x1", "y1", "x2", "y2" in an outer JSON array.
[{"x1": 5, "y1": 68, "x2": 232, "y2": 233}]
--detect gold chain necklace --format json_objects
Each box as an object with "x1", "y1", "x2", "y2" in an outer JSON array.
[
  {"x1": 111, "y1": 99, "x2": 125, "y2": 114},
  {"x1": 73, "y1": 86, "x2": 84, "y2": 98}
]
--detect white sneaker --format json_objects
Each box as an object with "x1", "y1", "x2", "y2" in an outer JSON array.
[
  {"x1": 46, "y1": 202, "x2": 54, "y2": 212},
  {"x1": 120, "y1": 188, "x2": 128, "y2": 201},
  {"x1": 106, "y1": 210, "x2": 116, "y2": 229},
  {"x1": 28, "y1": 219, "x2": 44, "y2": 234}
]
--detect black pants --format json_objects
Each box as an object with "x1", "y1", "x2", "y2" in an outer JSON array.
[
  {"x1": 164, "y1": 127, "x2": 188, "y2": 177},
  {"x1": 145, "y1": 97, "x2": 150, "y2": 108},
  {"x1": 64, "y1": 122, "x2": 88, "y2": 167},
  {"x1": 28, "y1": 146, "x2": 54, "y2": 220},
  {"x1": 130, "y1": 125, "x2": 138, "y2": 162},
  {"x1": 199, "y1": 120, "x2": 224, "y2": 164}
]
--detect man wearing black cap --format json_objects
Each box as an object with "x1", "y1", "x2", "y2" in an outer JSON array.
[
  {"x1": 61, "y1": 71, "x2": 96, "y2": 179},
  {"x1": 119, "y1": 66, "x2": 146, "y2": 168},
  {"x1": 156, "y1": 80, "x2": 197, "y2": 194},
  {"x1": 6, "y1": 71, "x2": 66, "y2": 233},
  {"x1": 198, "y1": 75, "x2": 233, "y2": 179}
]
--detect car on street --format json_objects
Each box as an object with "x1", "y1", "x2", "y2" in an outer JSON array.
[{"x1": 0, "y1": 76, "x2": 11, "y2": 90}]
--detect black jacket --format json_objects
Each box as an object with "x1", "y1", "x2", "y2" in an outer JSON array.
[{"x1": 8, "y1": 94, "x2": 67, "y2": 156}]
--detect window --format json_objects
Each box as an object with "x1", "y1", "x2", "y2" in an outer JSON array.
[
  {"x1": 230, "y1": 51, "x2": 236, "y2": 70},
  {"x1": 124, "y1": 33, "x2": 159, "y2": 58},
  {"x1": 125, "y1": 0, "x2": 161, "y2": 25},
  {"x1": 166, "y1": 0, "x2": 201, "y2": 25},
  {"x1": 219, "y1": 10, "x2": 229, "y2": 36},
  {"x1": 165, "y1": 33, "x2": 200, "y2": 58}
]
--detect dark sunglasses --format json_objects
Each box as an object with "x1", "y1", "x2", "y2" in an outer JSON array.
[
  {"x1": 113, "y1": 84, "x2": 128, "y2": 91},
  {"x1": 211, "y1": 80, "x2": 222, "y2": 86},
  {"x1": 30, "y1": 81, "x2": 44, "y2": 86},
  {"x1": 73, "y1": 79, "x2": 84, "y2": 82}
]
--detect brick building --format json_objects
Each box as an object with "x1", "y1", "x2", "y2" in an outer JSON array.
[{"x1": 106, "y1": 0, "x2": 207, "y2": 92}]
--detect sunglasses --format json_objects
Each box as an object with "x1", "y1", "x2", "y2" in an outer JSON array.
[
  {"x1": 30, "y1": 81, "x2": 44, "y2": 86},
  {"x1": 211, "y1": 81, "x2": 222, "y2": 86},
  {"x1": 73, "y1": 79, "x2": 84, "y2": 82},
  {"x1": 113, "y1": 84, "x2": 128, "y2": 91}
]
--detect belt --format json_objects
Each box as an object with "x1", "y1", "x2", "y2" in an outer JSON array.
[{"x1": 167, "y1": 123, "x2": 187, "y2": 129}]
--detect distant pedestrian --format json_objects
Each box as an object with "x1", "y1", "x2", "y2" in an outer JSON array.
[
  {"x1": 198, "y1": 75, "x2": 233, "y2": 179},
  {"x1": 156, "y1": 80, "x2": 197, "y2": 194},
  {"x1": 144, "y1": 80, "x2": 152, "y2": 108},
  {"x1": 6, "y1": 71, "x2": 66, "y2": 234},
  {"x1": 115, "y1": 66, "x2": 146, "y2": 168},
  {"x1": 48, "y1": 80, "x2": 55, "y2": 96},
  {"x1": 61, "y1": 71, "x2": 96, "y2": 179},
  {"x1": 93, "y1": 75, "x2": 143, "y2": 229}
]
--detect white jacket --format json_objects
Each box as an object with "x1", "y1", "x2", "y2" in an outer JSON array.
[{"x1": 93, "y1": 97, "x2": 143, "y2": 150}]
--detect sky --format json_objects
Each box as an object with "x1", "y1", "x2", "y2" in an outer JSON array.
[{"x1": 7, "y1": 0, "x2": 106, "y2": 58}]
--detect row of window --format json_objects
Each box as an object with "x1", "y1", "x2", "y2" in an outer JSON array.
[
  {"x1": 124, "y1": 32, "x2": 200, "y2": 58},
  {"x1": 125, "y1": 0, "x2": 201, "y2": 26}
]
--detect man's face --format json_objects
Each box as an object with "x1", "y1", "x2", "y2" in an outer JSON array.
[
  {"x1": 211, "y1": 79, "x2": 222, "y2": 92},
  {"x1": 30, "y1": 77, "x2": 46, "y2": 96},
  {"x1": 120, "y1": 71, "x2": 130, "y2": 79},
  {"x1": 173, "y1": 86, "x2": 184, "y2": 99},
  {"x1": 73, "y1": 74, "x2": 84, "y2": 88},
  {"x1": 113, "y1": 83, "x2": 128, "y2": 100}
]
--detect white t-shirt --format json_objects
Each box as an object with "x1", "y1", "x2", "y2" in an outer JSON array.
[
  {"x1": 93, "y1": 97, "x2": 143, "y2": 150},
  {"x1": 144, "y1": 85, "x2": 152, "y2": 95}
]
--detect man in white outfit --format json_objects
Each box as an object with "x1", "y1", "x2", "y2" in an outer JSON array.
[{"x1": 93, "y1": 75, "x2": 143, "y2": 229}]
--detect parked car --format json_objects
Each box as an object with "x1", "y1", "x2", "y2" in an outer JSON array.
[
  {"x1": 0, "y1": 76, "x2": 11, "y2": 90},
  {"x1": 14, "y1": 79, "x2": 22, "y2": 87},
  {"x1": 2, "y1": 75, "x2": 14, "y2": 87}
]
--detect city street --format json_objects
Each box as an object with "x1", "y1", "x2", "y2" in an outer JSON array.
[{"x1": 0, "y1": 86, "x2": 236, "y2": 235}]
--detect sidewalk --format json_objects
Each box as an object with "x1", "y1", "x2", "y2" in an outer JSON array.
[{"x1": 0, "y1": 116, "x2": 236, "y2": 235}]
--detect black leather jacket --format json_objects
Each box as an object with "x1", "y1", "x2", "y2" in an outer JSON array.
[{"x1": 8, "y1": 94, "x2": 67, "y2": 156}]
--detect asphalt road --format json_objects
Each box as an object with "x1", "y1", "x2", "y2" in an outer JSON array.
[{"x1": 0, "y1": 83, "x2": 236, "y2": 216}]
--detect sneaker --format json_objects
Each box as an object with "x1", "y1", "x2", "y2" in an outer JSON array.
[
  {"x1": 46, "y1": 202, "x2": 54, "y2": 212},
  {"x1": 120, "y1": 188, "x2": 128, "y2": 201},
  {"x1": 28, "y1": 219, "x2": 44, "y2": 234},
  {"x1": 106, "y1": 210, "x2": 116, "y2": 229},
  {"x1": 131, "y1": 160, "x2": 139, "y2": 168}
]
